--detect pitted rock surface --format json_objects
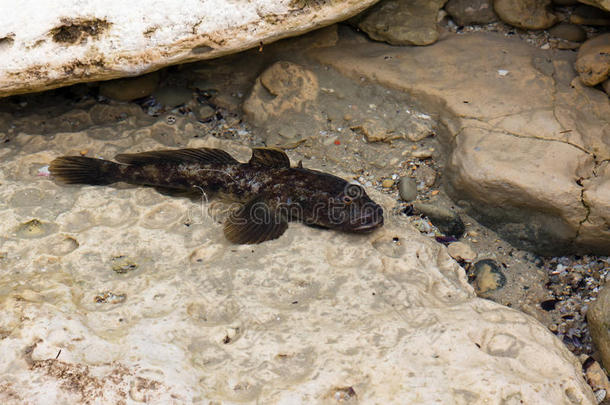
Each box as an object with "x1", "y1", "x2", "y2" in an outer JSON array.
[{"x1": 0, "y1": 119, "x2": 596, "y2": 403}]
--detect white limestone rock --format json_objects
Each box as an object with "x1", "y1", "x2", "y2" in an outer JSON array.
[{"x1": 0, "y1": 0, "x2": 378, "y2": 97}]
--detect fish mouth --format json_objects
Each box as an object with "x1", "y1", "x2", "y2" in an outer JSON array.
[{"x1": 350, "y1": 212, "x2": 384, "y2": 232}]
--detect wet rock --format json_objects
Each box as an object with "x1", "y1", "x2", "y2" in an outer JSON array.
[
  {"x1": 94, "y1": 291, "x2": 127, "y2": 305},
  {"x1": 152, "y1": 87, "x2": 193, "y2": 108},
  {"x1": 548, "y1": 23, "x2": 587, "y2": 42},
  {"x1": 583, "y1": 357, "x2": 610, "y2": 402},
  {"x1": 0, "y1": 0, "x2": 379, "y2": 97},
  {"x1": 578, "y1": 0, "x2": 610, "y2": 13},
  {"x1": 99, "y1": 72, "x2": 160, "y2": 101},
  {"x1": 350, "y1": 118, "x2": 395, "y2": 142},
  {"x1": 15, "y1": 219, "x2": 56, "y2": 239},
  {"x1": 493, "y1": 0, "x2": 558, "y2": 29},
  {"x1": 413, "y1": 201, "x2": 466, "y2": 238},
  {"x1": 313, "y1": 33, "x2": 610, "y2": 254},
  {"x1": 570, "y1": 4, "x2": 610, "y2": 25},
  {"x1": 472, "y1": 259, "x2": 507, "y2": 295},
  {"x1": 447, "y1": 241, "x2": 477, "y2": 262},
  {"x1": 243, "y1": 61, "x2": 320, "y2": 143},
  {"x1": 111, "y1": 256, "x2": 138, "y2": 274},
  {"x1": 414, "y1": 164, "x2": 437, "y2": 188},
  {"x1": 398, "y1": 176, "x2": 418, "y2": 201},
  {"x1": 588, "y1": 282, "x2": 610, "y2": 370},
  {"x1": 196, "y1": 105, "x2": 216, "y2": 122},
  {"x1": 575, "y1": 33, "x2": 610, "y2": 86},
  {"x1": 445, "y1": 0, "x2": 498, "y2": 26},
  {"x1": 355, "y1": 0, "x2": 446, "y2": 46},
  {"x1": 603, "y1": 78, "x2": 610, "y2": 95}
]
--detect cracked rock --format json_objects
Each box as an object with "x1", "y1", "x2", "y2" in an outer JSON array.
[{"x1": 312, "y1": 32, "x2": 610, "y2": 254}]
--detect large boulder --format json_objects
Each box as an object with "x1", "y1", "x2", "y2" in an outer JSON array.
[
  {"x1": 575, "y1": 33, "x2": 610, "y2": 87},
  {"x1": 0, "y1": 127, "x2": 596, "y2": 403},
  {"x1": 493, "y1": 0, "x2": 558, "y2": 29},
  {"x1": 0, "y1": 0, "x2": 379, "y2": 98},
  {"x1": 578, "y1": 0, "x2": 610, "y2": 12},
  {"x1": 354, "y1": 0, "x2": 447, "y2": 46},
  {"x1": 312, "y1": 32, "x2": 610, "y2": 255}
]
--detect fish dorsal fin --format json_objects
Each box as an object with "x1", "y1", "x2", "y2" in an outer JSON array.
[
  {"x1": 248, "y1": 147, "x2": 290, "y2": 168},
  {"x1": 223, "y1": 196, "x2": 288, "y2": 244},
  {"x1": 115, "y1": 148, "x2": 238, "y2": 165}
]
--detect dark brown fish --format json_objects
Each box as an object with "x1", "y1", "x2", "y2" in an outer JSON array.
[{"x1": 49, "y1": 147, "x2": 384, "y2": 244}]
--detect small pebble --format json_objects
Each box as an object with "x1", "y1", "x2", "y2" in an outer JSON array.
[
  {"x1": 382, "y1": 179, "x2": 394, "y2": 188},
  {"x1": 412, "y1": 149, "x2": 434, "y2": 159},
  {"x1": 448, "y1": 242, "x2": 477, "y2": 262},
  {"x1": 472, "y1": 259, "x2": 506, "y2": 295},
  {"x1": 398, "y1": 176, "x2": 417, "y2": 201}
]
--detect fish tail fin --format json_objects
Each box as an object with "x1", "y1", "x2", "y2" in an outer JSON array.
[{"x1": 49, "y1": 156, "x2": 121, "y2": 185}]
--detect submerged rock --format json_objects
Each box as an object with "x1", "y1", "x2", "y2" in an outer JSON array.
[
  {"x1": 398, "y1": 176, "x2": 418, "y2": 201},
  {"x1": 355, "y1": 0, "x2": 446, "y2": 46},
  {"x1": 312, "y1": 32, "x2": 610, "y2": 255},
  {"x1": 99, "y1": 71, "x2": 160, "y2": 101},
  {"x1": 0, "y1": 130, "x2": 597, "y2": 402},
  {"x1": 445, "y1": 0, "x2": 498, "y2": 26},
  {"x1": 570, "y1": 4, "x2": 610, "y2": 26},
  {"x1": 243, "y1": 61, "x2": 320, "y2": 144},
  {"x1": 413, "y1": 201, "x2": 466, "y2": 238},
  {"x1": 472, "y1": 259, "x2": 506, "y2": 296},
  {"x1": 548, "y1": 23, "x2": 587, "y2": 43},
  {"x1": 493, "y1": 0, "x2": 558, "y2": 29}
]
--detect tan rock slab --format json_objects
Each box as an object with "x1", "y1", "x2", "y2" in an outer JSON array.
[{"x1": 311, "y1": 32, "x2": 610, "y2": 254}]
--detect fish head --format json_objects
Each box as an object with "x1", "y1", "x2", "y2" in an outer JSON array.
[{"x1": 312, "y1": 182, "x2": 384, "y2": 232}]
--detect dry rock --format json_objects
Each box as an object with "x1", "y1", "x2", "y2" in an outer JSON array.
[
  {"x1": 355, "y1": 0, "x2": 446, "y2": 46},
  {"x1": 312, "y1": 32, "x2": 610, "y2": 255},
  {"x1": 445, "y1": 0, "x2": 498, "y2": 25},
  {"x1": 447, "y1": 241, "x2": 477, "y2": 262},
  {"x1": 493, "y1": 0, "x2": 558, "y2": 29},
  {"x1": 575, "y1": 33, "x2": 610, "y2": 86},
  {"x1": 0, "y1": 0, "x2": 379, "y2": 97}
]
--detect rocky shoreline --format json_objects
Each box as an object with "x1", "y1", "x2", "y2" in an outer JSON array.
[{"x1": 1, "y1": 0, "x2": 609, "y2": 403}]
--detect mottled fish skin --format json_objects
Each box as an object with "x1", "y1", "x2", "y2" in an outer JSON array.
[{"x1": 49, "y1": 147, "x2": 384, "y2": 243}]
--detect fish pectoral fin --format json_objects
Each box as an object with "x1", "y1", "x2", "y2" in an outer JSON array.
[
  {"x1": 248, "y1": 147, "x2": 290, "y2": 168},
  {"x1": 115, "y1": 148, "x2": 238, "y2": 165},
  {"x1": 223, "y1": 196, "x2": 288, "y2": 244},
  {"x1": 154, "y1": 186, "x2": 210, "y2": 200}
]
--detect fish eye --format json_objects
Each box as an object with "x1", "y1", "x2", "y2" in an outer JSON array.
[{"x1": 342, "y1": 195, "x2": 353, "y2": 205}]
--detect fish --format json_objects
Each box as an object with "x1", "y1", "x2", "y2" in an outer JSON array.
[{"x1": 49, "y1": 147, "x2": 384, "y2": 244}]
